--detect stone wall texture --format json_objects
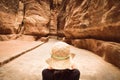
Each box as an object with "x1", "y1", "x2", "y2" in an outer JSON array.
[
  {"x1": 0, "y1": 0, "x2": 120, "y2": 69},
  {"x1": 58, "y1": 0, "x2": 120, "y2": 42},
  {"x1": 0, "y1": 0, "x2": 120, "y2": 41},
  {"x1": 0, "y1": 0, "x2": 19, "y2": 34},
  {"x1": 69, "y1": 39, "x2": 120, "y2": 69},
  {"x1": 22, "y1": 0, "x2": 50, "y2": 36},
  {"x1": 0, "y1": 0, "x2": 51, "y2": 40}
]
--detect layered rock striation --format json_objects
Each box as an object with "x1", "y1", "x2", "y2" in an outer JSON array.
[
  {"x1": 57, "y1": 0, "x2": 120, "y2": 68},
  {"x1": 0, "y1": 0, "x2": 51, "y2": 40},
  {"x1": 58, "y1": 0, "x2": 120, "y2": 42},
  {"x1": 22, "y1": 0, "x2": 50, "y2": 36},
  {"x1": 70, "y1": 39, "x2": 120, "y2": 68},
  {"x1": 0, "y1": 0, "x2": 120, "y2": 68},
  {"x1": 0, "y1": 0, "x2": 19, "y2": 40}
]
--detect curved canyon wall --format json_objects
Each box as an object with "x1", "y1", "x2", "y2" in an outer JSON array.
[
  {"x1": 58, "y1": 0, "x2": 120, "y2": 68},
  {"x1": 70, "y1": 39, "x2": 120, "y2": 69},
  {"x1": 0, "y1": 0, "x2": 51, "y2": 40},
  {"x1": 0, "y1": 0, "x2": 120, "y2": 41},
  {"x1": 0, "y1": 0, "x2": 19, "y2": 40},
  {"x1": 58, "y1": 0, "x2": 120, "y2": 42},
  {"x1": 0, "y1": 0, "x2": 120, "y2": 68},
  {"x1": 21, "y1": 0, "x2": 50, "y2": 36}
]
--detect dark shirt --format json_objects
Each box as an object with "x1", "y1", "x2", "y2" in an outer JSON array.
[{"x1": 42, "y1": 69, "x2": 80, "y2": 80}]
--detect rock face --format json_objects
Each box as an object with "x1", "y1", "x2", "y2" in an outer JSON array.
[
  {"x1": 0, "y1": 0, "x2": 51, "y2": 40},
  {"x1": 0, "y1": 0, "x2": 19, "y2": 34},
  {"x1": 58, "y1": 0, "x2": 120, "y2": 42},
  {"x1": 71, "y1": 39, "x2": 120, "y2": 69},
  {"x1": 0, "y1": 0, "x2": 120, "y2": 41},
  {"x1": 57, "y1": 0, "x2": 120, "y2": 69},
  {"x1": 22, "y1": 0, "x2": 50, "y2": 36},
  {"x1": 0, "y1": 0, "x2": 120, "y2": 69}
]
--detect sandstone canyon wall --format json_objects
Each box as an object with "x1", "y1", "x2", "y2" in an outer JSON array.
[
  {"x1": 0, "y1": 0, "x2": 120, "y2": 41},
  {"x1": 0, "y1": 0, "x2": 19, "y2": 40},
  {"x1": 0, "y1": 0, "x2": 51, "y2": 40},
  {"x1": 58, "y1": 0, "x2": 120, "y2": 42},
  {"x1": 57, "y1": 0, "x2": 120, "y2": 68},
  {"x1": 71, "y1": 39, "x2": 120, "y2": 69},
  {"x1": 0, "y1": 0, "x2": 120, "y2": 68},
  {"x1": 21, "y1": 0, "x2": 50, "y2": 36}
]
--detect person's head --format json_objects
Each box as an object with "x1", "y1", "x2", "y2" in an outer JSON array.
[{"x1": 46, "y1": 42, "x2": 75, "y2": 69}]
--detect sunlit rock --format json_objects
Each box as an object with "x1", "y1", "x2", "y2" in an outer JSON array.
[
  {"x1": 23, "y1": 0, "x2": 50, "y2": 36},
  {"x1": 58, "y1": 0, "x2": 120, "y2": 42},
  {"x1": 71, "y1": 39, "x2": 120, "y2": 69},
  {"x1": 0, "y1": 0, "x2": 19, "y2": 34}
]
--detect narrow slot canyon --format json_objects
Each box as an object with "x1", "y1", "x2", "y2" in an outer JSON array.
[{"x1": 0, "y1": 0, "x2": 120, "y2": 80}]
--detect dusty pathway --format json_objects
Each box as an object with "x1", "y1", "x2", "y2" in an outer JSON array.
[
  {"x1": 0, "y1": 39, "x2": 120, "y2": 80},
  {"x1": 0, "y1": 40, "x2": 44, "y2": 66}
]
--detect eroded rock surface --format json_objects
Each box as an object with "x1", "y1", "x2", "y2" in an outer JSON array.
[
  {"x1": 0, "y1": 0, "x2": 120, "y2": 70},
  {"x1": 22, "y1": 0, "x2": 50, "y2": 36},
  {"x1": 71, "y1": 39, "x2": 120, "y2": 69},
  {"x1": 0, "y1": 0, "x2": 52, "y2": 40},
  {"x1": 1, "y1": 0, "x2": 120, "y2": 41},
  {"x1": 0, "y1": 0, "x2": 19, "y2": 34},
  {"x1": 58, "y1": 0, "x2": 120, "y2": 42}
]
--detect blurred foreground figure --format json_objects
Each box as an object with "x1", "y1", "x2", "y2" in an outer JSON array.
[{"x1": 42, "y1": 42, "x2": 80, "y2": 80}]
